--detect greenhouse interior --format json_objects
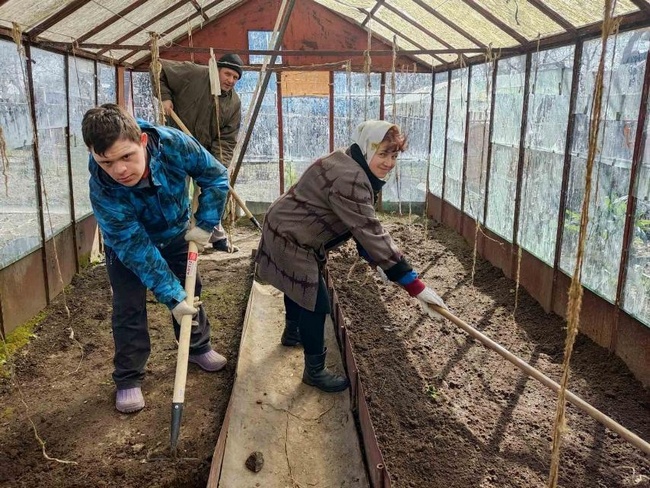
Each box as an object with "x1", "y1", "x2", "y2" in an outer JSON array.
[{"x1": 0, "y1": 0, "x2": 649, "y2": 487}]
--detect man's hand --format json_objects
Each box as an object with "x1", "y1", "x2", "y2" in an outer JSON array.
[
  {"x1": 172, "y1": 296, "x2": 202, "y2": 324},
  {"x1": 184, "y1": 226, "x2": 212, "y2": 252},
  {"x1": 162, "y1": 99, "x2": 174, "y2": 115},
  {"x1": 416, "y1": 286, "x2": 448, "y2": 320}
]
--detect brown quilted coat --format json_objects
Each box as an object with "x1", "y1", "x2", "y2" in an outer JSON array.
[{"x1": 255, "y1": 149, "x2": 405, "y2": 311}]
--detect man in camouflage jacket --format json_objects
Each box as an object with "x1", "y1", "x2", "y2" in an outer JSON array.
[{"x1": 158, "y1": 54, "x2": 243, "y2": 252}]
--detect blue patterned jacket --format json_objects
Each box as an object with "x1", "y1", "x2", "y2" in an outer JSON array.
[{"x1": 89, "y1": 119, "x2": 229, "y2": 309}]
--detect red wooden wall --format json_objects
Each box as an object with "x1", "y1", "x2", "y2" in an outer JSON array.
[{"x1": 144, "y1": 0, "x2": 425, "y2": 72}]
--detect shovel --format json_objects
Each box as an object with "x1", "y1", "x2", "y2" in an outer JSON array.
[
  {"x1": 170, "y1": 193, "x2": 200, "y2": 453},
  {"x1": 167, "y1": 109, "x2": 262, "y2": 232}
]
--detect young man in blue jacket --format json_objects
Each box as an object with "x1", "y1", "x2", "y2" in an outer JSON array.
[{"x1": 82, "y1": 103, "x2": 230, "y2": 413}]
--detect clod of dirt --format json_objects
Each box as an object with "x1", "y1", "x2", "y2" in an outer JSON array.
[{"x1": 245, "y1": 451, "x2": 264, "y2": 473}]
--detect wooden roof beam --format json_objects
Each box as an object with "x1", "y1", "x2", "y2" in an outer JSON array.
[
  {"x1": 362, "y1": 12, "x2": 440, "y2": 69},
  {"x1": 96, "y1": 0, "x2": 188, "y2": 56},
  {"x1": 116, "y1": 0, "x2": 227, "y2": 65},
  {"x1": 526, "y1": 0, "x2": 577, "y2": 33},
  {"x1": 27, "y1": 0, "x2": 90, "y2": 39},
  {"x1": 76, "y1": 0, "x2": 150, "y2": 44},
  {"x1": 382, "y1": 2, "x2": 454, "y2": 50},
  {"x1": 189, "y1": 0, "x2": 210, "y2": 21},
  {"x1": 361, "y1": 0, "x2": 386, "y2": 27},
  {"x1": 411, "y1": 0, "x2": 486, "y2": 49},
  {"x1": 461, "y1": 0, "x2": 528, "y2": 45},
  {"x1": 628, "y1": 0, "x2": 650, "y2": 14}
]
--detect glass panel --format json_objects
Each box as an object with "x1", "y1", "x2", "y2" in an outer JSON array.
[
  {"x1": 0, "y1": 40, "x2": 40, "y2": 268},
  {"x1": 97, "y1": 63, "x2": 116, "y2": 105},
  {"x1": 485, "y1": 55, "x2": 526, "y2": 241},
  {"x1": 333, "y1": 72, "x2": 381, "y2": 149},
  {"x1": 282, "y1": 73, "x2": 329, "y2": 187},
  {"x1": 472, "y1": 0, "x2": 564, "y2": 40},
  {"x1": 429, "y1": 71, "x2": 449, "y2": 197},
  {"x1": 83, "y1": 0, "x2": 179, "y2": 44},
  {"x1": 623, "y1": 99, "x2": 650, "y2": 326},
  {"x1": 387, "y1": 0, "x2": 478, "y2": 50},
  {"x1": 376, "y1": 7, "x2": 449, "y2": 50},
  {"x1": 282, "y1": 96, "x2": 328, "y2": 186},
  {"x1": 464, "y1": 63, "x2": 493, "y2": 221},
  {"x1": 385, "y1": 72, "x2": 432, "y2": 204},
  {"x1": 436, "y1": 1, "x2": 518, "y2": 47},
  {"x1": 444, "y1": 67, "x2": 469, "y2": 209},
  {"x1": 236, "y1": 71, "x2": 280, "y2": 203},
  {"x1": 68, "y1": 56, "x2": 95, "y2": 220},
  {"x1": 311, "y1": 0, "x2": 370, "y2": 23},
  {"x1": 32, "y1": 48, "x2": 70, "y2": 238},
  {"x1": 519, "y1": 45, "x2": 575, "y2": 265},
  {"x1": 560, "y1": 30, "x2": 648, "y2": 302},
  {"x1": 541, "y1": 0, "x2": 639, "y2": 28},
  {"x1": 39, "y1": 0, "x2": 134, "y2": 43},
  {"x1": 248, "y1": 31, "x2": 283, "y2": 64},
  {"x1": 132, "y1": 71, "x2": 158, "y2": 123}
]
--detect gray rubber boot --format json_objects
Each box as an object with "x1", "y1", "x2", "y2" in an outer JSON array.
[
  {"x1": 302, "y1": 348, "x2": 349, "y2": 392},
  {"x1": 281, "y1": 319, "x2": 301, "y2": 346}
]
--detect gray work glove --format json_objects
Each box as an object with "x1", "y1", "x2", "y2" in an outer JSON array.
[
  {"x1": 184, "y1": 226, "x2": 212, "y2": 252},
  {"x1": 171, "y1": 296, "x2": 202, "y2": 324},
  {"x1": 416, "y1": 286, "x2": 449, "y2": 320}
]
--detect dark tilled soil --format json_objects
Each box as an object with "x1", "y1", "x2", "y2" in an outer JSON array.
[
  {"x1": 0, "y1": 244, "x2": 253, "y2": 488},
  {"x1": 2, "y1": 216, "x2": 648, "y2": 488},
  {"x1": 328, "y1": 216, "x2": 650, "y2": 488}
]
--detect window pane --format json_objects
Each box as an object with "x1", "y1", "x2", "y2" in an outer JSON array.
[
  {"x1": 68, "y1": 57, "x2": 95, "y2": 220},
  {"x1": 429, "y1": 71, "x2": 448, "y2": 197},
  {"x1": 485, "y1": 55, "x2": 526, "y2": 241},
  {"x1": 333, "y1": 72, "x2": 380, "y2": 149},
  {"x1": 32, "y1": 48, "x2": 70, "y2": 238},
  {"x1": 236, "y1": 71, "x2": 280, "y2": 203},
  {"x1": 97, "y1": 63, "x2": 116, "y2": 105},
  {"x1": 519, "y1": 45, "x2": 575, "y2": 265},
  {"x1": 444, "y1": 67, "x2": 469, "y2": 209},
  {"x1": 464, "y1": 63, "x2": 493, "y2": 220},
  {"x1": 132, "y1": 71, "x2": 158, "y2": 123},
  {"x1": 623, "y1": 97, "x2": 650, "y2": 326},
  {"x1": 248, "y1": 31, "x2": 282, "y2": 64},
  {"x1": 560, "y1": 30, "x2": 647, "y2": 302},
  {"x1": 0, "y1": 40, "x2": 40, "y2": 268},
  {"x1": 385, "y1": 72, "x2": 432, "y2": 204}
]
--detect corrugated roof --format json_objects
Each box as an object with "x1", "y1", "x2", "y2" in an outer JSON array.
[{"x1": 0, "y1": 0, "x2": 647, "y2": 70}]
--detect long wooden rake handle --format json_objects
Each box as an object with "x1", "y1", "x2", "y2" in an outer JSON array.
[
  {"x1": 428, "y1": 304, "x2": 650, "y2": 456},
  {"x1": 167, "y1": 109, "x2": 262, "y2": 231}
]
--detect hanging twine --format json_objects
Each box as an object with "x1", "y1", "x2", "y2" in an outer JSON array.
[
  {"x1": 0, "y1": 127, "x2": 9, "y2": 196},
  {"x1": 187, "y1": 21, "x2": 194, "y2": 64},
  {"x1": 547, "y1": 1, "x2": 616, "y2": 486},
  {"x1": 149, "y1": 32, "x2": 166, "y2": 125},
  {"x1": 11, "y1": 22, "x2": 25, "y2": 57},
  {"x1": 364, "y1": 20, "x2": 372, "y2": 120}
]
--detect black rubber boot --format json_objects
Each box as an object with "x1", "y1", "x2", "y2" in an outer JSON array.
[
  {"x1": 302, "y1": 348, "x2": 349, "y2": 392},
  {"x1": 281, "y1": 319, "x2": 301, "y2": 346}
]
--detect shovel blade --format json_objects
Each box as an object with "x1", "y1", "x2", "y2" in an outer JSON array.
[{"x1": 170, "y1": 402, "x2": 184, "y2": 452}]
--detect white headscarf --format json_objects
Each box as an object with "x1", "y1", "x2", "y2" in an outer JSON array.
[{"x1": 352, "y1": 120, "x2": 399, "y2": 164}]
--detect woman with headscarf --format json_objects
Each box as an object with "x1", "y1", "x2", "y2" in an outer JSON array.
[{"x1": 255, "y1": 120, "x2": 448, "y2": 392}]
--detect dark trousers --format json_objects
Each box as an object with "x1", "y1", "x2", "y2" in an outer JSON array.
[
  {"x1": 106, "y1": 234, "x2": 212, "y2": 389},
  {"x1": 284, "y1": 274, "x2": 331, "y2": 355}
]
